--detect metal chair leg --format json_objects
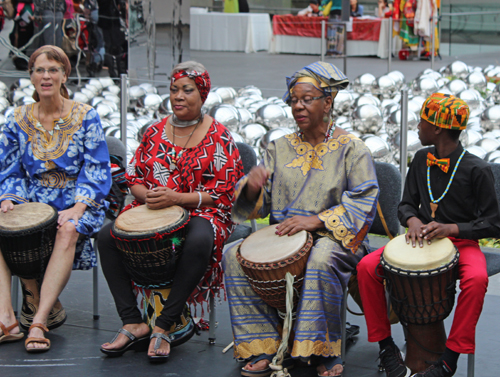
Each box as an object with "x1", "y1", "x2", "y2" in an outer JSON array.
[
  {"x1": 11, "y1": 276, "x2": 20, "y2": 316},
  {"x1": 93, "y1": 242, "x2": 100, "y2": 320},
  {"x1": 467, "y1": 354, "x2": 474, "y2": 377},
  {"x1": 341, "y1": 286, "x2": 348, "y2": 359},
  {"x1": 209, "y1": 294, "x2": 216, "y2": 345}
]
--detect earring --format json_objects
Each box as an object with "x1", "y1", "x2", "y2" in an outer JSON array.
[{"x1": 323, "y1": 115, "x2": 329, "y2": 123}]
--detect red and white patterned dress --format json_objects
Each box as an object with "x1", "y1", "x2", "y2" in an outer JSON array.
[{"x1": 124, "y1": 116, "x2": 244, "y2": 304}]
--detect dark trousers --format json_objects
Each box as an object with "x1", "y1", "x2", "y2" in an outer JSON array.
[{"x1": 98, "y1": 216, "x2": 214, "y2": 330}]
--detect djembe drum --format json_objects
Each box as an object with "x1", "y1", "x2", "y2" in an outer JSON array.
[
  {"x1": 381, "y1": 235, "x2": 459, "y2": 374},
  {"x1": 111, "y1": 205, "x2": 190, "y2": 288},
  {"x1": 0, "y1": 202, "x2": 58, "y2": 279},
  {"x1": 236, "y1": 224, "x2": 313, "y2": 313}
]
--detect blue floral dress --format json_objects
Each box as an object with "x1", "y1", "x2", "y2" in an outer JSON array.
[{"x1": 0, "y1": 102, "x2": 112, "y2": 270}]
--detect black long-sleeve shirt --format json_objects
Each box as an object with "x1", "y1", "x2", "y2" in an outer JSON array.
[{"x1": 398, "y1": 143, "x2": 500, "y2": 240}]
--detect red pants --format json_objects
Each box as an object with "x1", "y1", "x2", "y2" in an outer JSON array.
[{"x1": 357, "y1": 238, "x2": 488, "y2": 354}]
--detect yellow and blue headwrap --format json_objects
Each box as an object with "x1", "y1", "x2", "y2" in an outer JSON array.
[{"x1": 283, "y1": 61, "x2": 349, "y2": 105}]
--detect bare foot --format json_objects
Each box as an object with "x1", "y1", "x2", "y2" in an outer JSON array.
[
  {"x1": 243, "y1": 358, "x2": 271, "y2": 373},
  {"x1": 0, "y1": 313, "x2": 21, "y2": 337},
  {"x1": 148, "y1": 326, "x2": 170, "y2": 357},
  {"x1": 317, "y1": 362, "x2": 343, "y2": 376},
  {"x1": 101, "y1": 322, "x2": 150, "y2": 350},
  {"x1": 26, "y1": 325, "x2": 49, "y2": 350}
]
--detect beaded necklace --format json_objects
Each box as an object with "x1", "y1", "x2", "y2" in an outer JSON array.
[
  {"x1": 297, "y1": 119, "x2": 334, "y2": 143},
  {"x1": 168, "y1": 118, "x2": 201, "y2": 170},
  {"x1": 427, "y1": 149, "x2": 466, "y2": 218}
]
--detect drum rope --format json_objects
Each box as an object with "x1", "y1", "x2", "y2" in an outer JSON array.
[{"x1": 269, "y1": 272, "x2": 294, "y2": 377}]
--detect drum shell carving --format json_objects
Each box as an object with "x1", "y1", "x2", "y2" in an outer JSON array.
[
  {"x1": 236, "y1": 232, "x2": 313, "y2": 313},
  {"x1": 111, "y1": 207, "x2": 190, "y2": 288},
  {"x1": 381, "y1": 250, "x2": 459, "y2": 325},
  {"x1": 0, "y1": 203, "x2": 58, "y2": 279}
]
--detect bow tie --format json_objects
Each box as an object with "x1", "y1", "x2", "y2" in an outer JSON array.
[{"x1": 427, "y1": 152, "x2": 450, "y2": 173}]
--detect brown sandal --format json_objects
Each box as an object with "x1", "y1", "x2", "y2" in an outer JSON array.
[
  {"x1": 0, "y1": 320, "x2": 24, "y2": 343},
  {"x1": 25, "y1": 323, "x2": 50, "y2": 353}
]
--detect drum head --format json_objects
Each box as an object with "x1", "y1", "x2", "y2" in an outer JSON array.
[
  {"x1": 383, "y1": 234, "x2": 456, "y2": 271},
  {"x1": 0, "y1": 203, "x2": 56, "y2": 232},
  {"x1": 239, "y1": 224, "x2": 307, "y2": 263},
  {"x1": 114, "y1": 205, "x2": 186, "y2": 234}
]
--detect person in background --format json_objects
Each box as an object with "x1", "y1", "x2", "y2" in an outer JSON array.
[
  {"x1": 33, "y1": 0, "x2": 66, "y2": 47},
  {"x1": 298, "y1": 0, "x2": 321, "y2": 17},
  {"x1": 378, "y1": 0, "x2": 393, "y2": 18},
  {"x1": 350, "y1": 0, "x2": 364, "y2": 17}
]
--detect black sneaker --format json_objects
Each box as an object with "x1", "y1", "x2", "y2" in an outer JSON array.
[
  {"x1": 411, "y1": 361, "x2": 454, "y2": 377},
  {"x1": 378, "y1": 344, "x2": 411, "y2": 377}
]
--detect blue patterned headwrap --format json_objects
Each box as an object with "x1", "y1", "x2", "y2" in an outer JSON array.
[{"x1": 283, "y1": 61, "x2": 349, "y2": 105}]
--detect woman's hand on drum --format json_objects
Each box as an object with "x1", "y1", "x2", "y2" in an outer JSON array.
[
  {"x1": 275, "y1": 215, "x2": 323, "y2": 236},
  {"x1": 421, "y1": 221, "x2": 459, "y2": 241},
  {"x1": 145, "y1": 187, "x2": 180, "y2": 209},
  {"x1": 245, "y1": 166, "x2": 269, "y2": 202},
  {"x1": 58, "y1": 203, "x2": 87, "y2": 228},
  {"x1": 0, "y1": 200, "x2": 14, "y2": 212}
]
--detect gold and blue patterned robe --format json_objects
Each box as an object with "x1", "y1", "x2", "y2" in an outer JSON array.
[
  {"x1": 0, "y1": 102, "x2": 111, "y2": 270},
  {"x1": 223, "y1": 131, "x2": 379, "y2": 360}
]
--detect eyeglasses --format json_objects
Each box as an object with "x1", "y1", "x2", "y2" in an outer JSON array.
[
  {"x1": 31, "y1": 67, "x2": 64, "y2": 75},
  {"x1": 290, "y1": 95, "x2": 325, "y2": 106}
]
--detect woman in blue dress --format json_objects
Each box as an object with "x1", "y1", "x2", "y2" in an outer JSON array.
[{"x1": 0, "y1": 45, "x2": 111, "y2": 352}]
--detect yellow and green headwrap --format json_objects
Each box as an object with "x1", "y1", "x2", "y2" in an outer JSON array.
[
  {"x1": 283, "y1": 61, "x2": 349, "y2": 105},
  {"x1": 420, "y1": 93, "x2": 470, "y2": 131}
]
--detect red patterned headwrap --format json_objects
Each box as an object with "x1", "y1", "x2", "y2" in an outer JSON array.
[{"x1": 171, "y1": 69, "x2": 211, "y2": 104}]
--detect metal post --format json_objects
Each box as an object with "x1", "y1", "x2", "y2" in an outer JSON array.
[
  {"x1": 467, "y1": 354, "x2": 475, "y2": 377},
  {"x1": 387, "y1": 17, "x2": 393, "y2": 72},
  {"x1": 93, "y1": 249, "x2": 99, "y2": 320},
  {"x1": 11, "y1": 276, "x2": 20, "y2": 316},
  {"x1": 430, "y1": 17, "x2": 435, "y2": 69},
  {"x1": 399, "y1": 87, "x2": 409, "y2": 234},
  {"x1": 343, "y1": 23, "x2": 347, "y2": 75},
  {"x1": 120, "y1": 74, "x2": 128, "y2": 147},
  {"x1": 321, "y1": 20, "x2": 326, "y2": 62},
  {"x1": 208, "y1": 295, "x2": 216, "y2": 345}
]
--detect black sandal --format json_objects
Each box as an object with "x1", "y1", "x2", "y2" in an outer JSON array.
[
  {"x1": 148, "y1": 332, "x2": 171, "y2": 364},
  {"x1": 100, "y1": 328, "x2": 149, "y2": 357}
]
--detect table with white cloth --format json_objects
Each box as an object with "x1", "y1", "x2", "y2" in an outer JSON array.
[
  {"x1": 190, "y1": 11, "x2": 272, "y2": 53},
  {"x1": 270, "y1": 15, "x2": 401, "y2": 58}
]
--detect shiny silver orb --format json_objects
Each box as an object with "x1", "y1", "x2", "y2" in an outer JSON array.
[
  {"x1": 387, "y1": 70, "x2": 405, "y2": 89},
  {"x1": 104, "y1": 93, "x2": 121, "y2": 106},
  {"x1": 91, "y1": 96, "x2": 105, "y2": 107},
  {"x1": 459, "y1": 89, "x2": 482, "y2": 112},
  {"x1": 88, "y1": 78, "x2": 103, "y2": 92},
  {"x1": 364, "y1": 136, "x2": 391, "y2": 160},
  {"x1": 99, "y1": 77, "x2": 115, "y2": 88},
  {"x1": 445, "y1": 61, "x2": 470, "y2": 79},
  {"x1": 437, "y1": 77, "x2": 450, "y2": 88},
  {"x1": 0, "y1": 114, "x2": 6, "y2": 126},
  {"x1": 72, "y1": 92, "x2": 89, "y2": 104},
  {"x1": 202, "y1": 91, "x2": 223, "y2": 112},
  {"x1": 10, "y1": 90, "x2": 25, "y2": 104},
  {"x1": 259, "y1": 128, "x2": 294, "y2": 151},
  {"x1": 386, "y1": 109, "x2": 419, "y2": 137},
  {"x1": 136, "y1": 120, "x2": 157, "y2": 142},
  {"x1": 142, "y1": 93, "x2": 163, "y2": 113},
  {"x1": 408, "y1": 99, "x2": 423, "y2": 115},
  {"x1": 107, "y1": 85, "x2": 121, "y2": 96},
  {"x1": 467, "y1": 145, "x2": 487, "y2": 160},
  {"x1": 372, "y1": 75, "x2": 397, "y2": 98},
  {"x1": 10, "y1": 78, "x2": 32, "y2": 91},
  {"x1": 476, "y1": 137, "x2": 500, "y2": 153},
  {"x1": 230, "y1": 131, "x2": 245, "y2": 143},
  {"x1": 0, "y1": 98, "x2": 8, "y2": 113},
  {"x1": 96, "y1": 103, "x2": 114, "y2": 119},
  {"x1": 237, "y1": 108, "x2": 254, "y2": 125},
  {"x1": 419, "y1": 69, "x2": 442, "y2": 81},
  {"x1": 139, "y1": 83, "x2": 157, "y2": 94},
  {"x1": 333, "y1": 91, "x2": 354, "y2": 115},
  {"x1": 353, "y1": 73, "x2": 376, "y2": 93},
  {"x1": 0, "y1": 81, "x2": 8, "y2": 94},
  {"x1": 492, "y1": 83, "x2": 500, "y2": 103},
  {"x1": 129, "y1": 86, "x2": 146, "y2": 101},
  {"x1": 238, "y1": 86, "x2": 262, "y2": 97},
  {"x1": 466, "y1": 71, "x2": 487, "y2": 91},
  {"x1": 209, "y1": 104, "x2": 241, "y2": 131},
  {"x1": 352, "y1": 104, "x2": 383, "y2": 134},
  {"x1": 240, "y1": 123, "x2": 268, "y2": 146},
  {"x1": 381, "y1": 99, "x2": 398, "y2": 116},
  {"x1": 160, "y1": 95, "x2": 172, "y2": 115},
  {"x1": 215, "y1": 87, "x2": 237, "y2": 104},
  {"x1": 354, "y1": 94, "x2": 381, "y2": 108},
  {"x1": 481, "y1": 105, "x2": 500, "y2": 131},
  {"x1": 255, "y1": 104, "x2": 287, "y2": 127},
  {"x1": 248, "y1": 100, "x2": 269, "y2": 114},
  {"x1": 412, "y1": 77, "x2": 439, "y2": 97},
  {"x1": 484, "y1": 130, "x2": 500, "y2": 139},
  {"x1": 463, "y1": 129, "x2": 483, "y2": 147},
  {"x1": 447, "y1": 79, "x2": 468, "y2": 95},
  {"x1": 486, "y1": 150, "x2": 500, "y2": 162},
  {"x1": 84, "y1": 84, "x2": 100, "y2": 97}
]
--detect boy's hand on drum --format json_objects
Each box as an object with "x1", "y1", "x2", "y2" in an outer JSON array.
[
  {"x1": 406, "y1": 217, "x2": 426, "y2": 247},
  {"x1": 0, "y1": 200, "x2": 14, "y2": 212},
  {"x1": 245, "y1": 166, "x2": 270, "y2": 201},
  {"x1": 421, "y1": 221, "x2": 459, "y2": 241},
  {"x1": 145, "y1": 187, "x2": 179, "y2": 209},
  {"x1": 275, "y1": 215, "x2": 323, "y2": 236}
]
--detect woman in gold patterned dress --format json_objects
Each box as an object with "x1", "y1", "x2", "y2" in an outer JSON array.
[
  {"x1": 0, "y1": 45, "x2": 111, "y2": 352},
  {"x1": 222, "y1": 61, "x2": 379, "y2": 376}
]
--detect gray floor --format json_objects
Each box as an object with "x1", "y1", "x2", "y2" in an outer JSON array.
[{"x1": 1, "y1": 235, "x2": 500, "y2": 377}]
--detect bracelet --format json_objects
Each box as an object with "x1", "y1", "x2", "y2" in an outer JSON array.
[{"x1": 197, "y1": 191, "x2": 202, "y2": 209}]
